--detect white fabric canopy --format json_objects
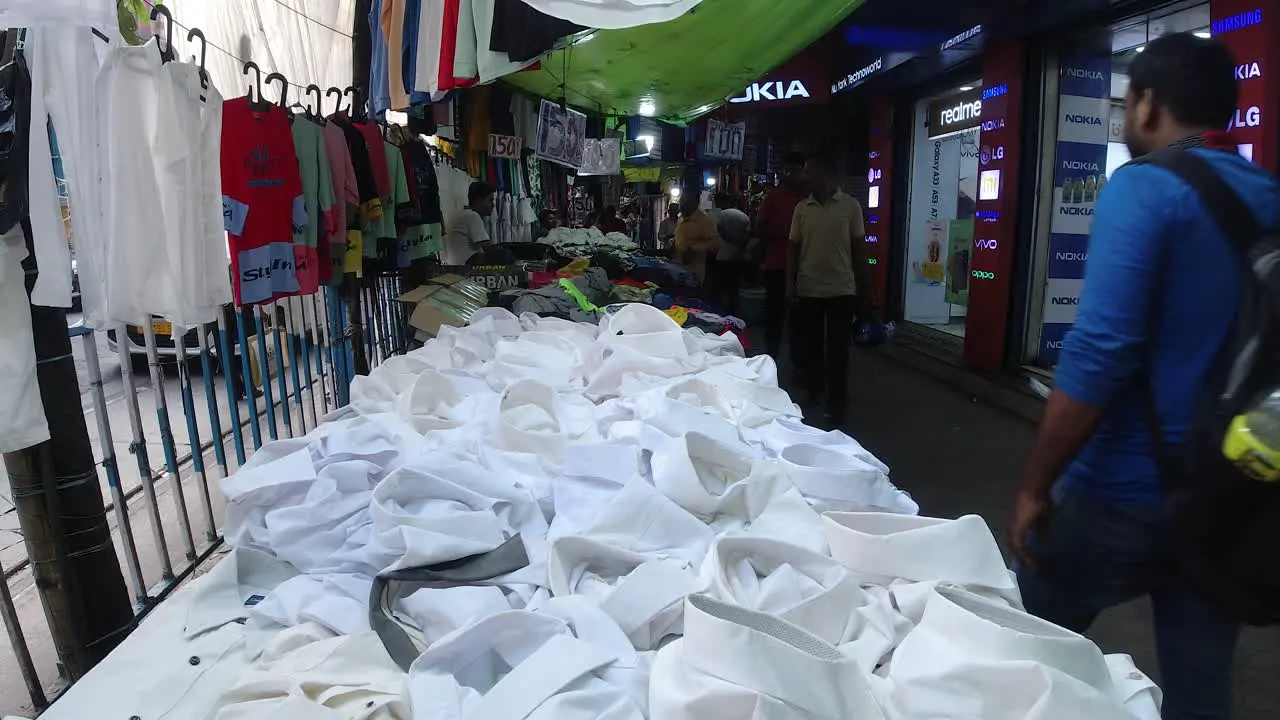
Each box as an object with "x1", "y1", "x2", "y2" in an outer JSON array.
[{"x1": 157, "y1": 0, "x2": 354, "y2": 103}]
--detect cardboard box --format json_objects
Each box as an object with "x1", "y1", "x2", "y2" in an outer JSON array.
[{"x1": 397, "y1": 275, "x2": 489, "y2": 338}]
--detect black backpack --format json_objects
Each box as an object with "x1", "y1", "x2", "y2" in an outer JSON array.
[{"x1": 1131, "y1": 147, "x2": 1280, "y2": 625}]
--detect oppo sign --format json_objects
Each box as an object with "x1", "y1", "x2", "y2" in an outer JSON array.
[{"x1": 927, "y1": 86, "x2": 985, "y2": 138}]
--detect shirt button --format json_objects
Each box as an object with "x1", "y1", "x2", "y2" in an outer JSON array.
[{"x1": 188, "y1": 656, "x2": 201, "y2": 666}]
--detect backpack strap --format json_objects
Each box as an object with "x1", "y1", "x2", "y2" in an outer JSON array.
[{"x1": 1126, "y1": 148, "x2": 1259, "y2": 482}]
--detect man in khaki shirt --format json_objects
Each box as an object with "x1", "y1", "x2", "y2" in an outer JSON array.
[
  {"x1": 788, "y1": 155, "x2": 874, "y2": 426},
  {"x1": 673, "y1": 193, "x2": 721, "y2": 285}
]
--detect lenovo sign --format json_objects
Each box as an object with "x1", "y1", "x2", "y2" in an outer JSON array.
[
  {"x1": 730, "y1": 80, "x2": 813, "y2": 104},
  {"x1": 927, "y1": 86, "x2": 985, "y2": 138}
]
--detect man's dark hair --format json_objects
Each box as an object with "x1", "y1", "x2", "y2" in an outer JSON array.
[
  {"x1": 1128, "y1": 32, "x2": 1238, "y2": 130},
  {"x1": 467, "y1": 181, "x2": 495, "y2": 206},
  {"x1": 782, "y1": 151, "x2": 805, "y2": 167}
]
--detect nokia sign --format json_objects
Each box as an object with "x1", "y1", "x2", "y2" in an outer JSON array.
[
  {"x1": 1237, "y1": 62, "x2": 1262, "y2": 79},
  {"x1": 1063, "y1": 67, "x2": 1106, "y2": 80},
  {"x1": 1062, "y1": 160, "x2": 1101, "y2": 172},
  {"x1": 1059, "y1": 206, "x2": 1095, "y2": 216},
  {"x1": 1051, "y1": 296, "x2": 1080, "y2": 306},
  {"x1": 1055, "y1": 252, "x2": 1088, "y2": 262},
  {"x1": 927, "y1": 86, "x2": 985, "y2": 138},
  {"x1": 1065, "y1": 114, "x2": 1103, "y2": 126},
  {"x1": 731, "y1": 80, "x2": 812, "y2": 104}
]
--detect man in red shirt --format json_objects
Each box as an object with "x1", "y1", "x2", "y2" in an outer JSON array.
[{"x1": 755, "y1": 152, "x2": 807, "y2": 359}]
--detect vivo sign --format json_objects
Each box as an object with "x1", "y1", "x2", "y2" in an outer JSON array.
[{"x1": 730, "y1": 80, "x2": 812, "y2": 104}]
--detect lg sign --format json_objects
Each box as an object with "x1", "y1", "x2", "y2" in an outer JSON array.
[{"x1": 730, "y1": 80, "x2": 812, "y2": 104}]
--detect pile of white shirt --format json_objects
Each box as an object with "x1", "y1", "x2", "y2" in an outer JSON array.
[{"x1": 35, "y1": 304, "x2": 1162, "y2": 720}]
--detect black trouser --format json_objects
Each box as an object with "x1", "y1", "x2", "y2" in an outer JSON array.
[
  {"x1": 708, "y1": 259, "x2": 743, "y2": 315},
  {"x1": 792, "y1": 295, "x2": 856, "y2": 418},
  {"x1": 763, "y1": 269, "x2": 789, "y2": 360}
]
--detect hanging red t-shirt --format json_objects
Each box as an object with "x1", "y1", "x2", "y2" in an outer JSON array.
[
  {"x1": 354, "y1": 120, "x2": 392, "y2": 199},
  {"x1": 221, "y1": 98, "x2": 308, "y2": 305}
]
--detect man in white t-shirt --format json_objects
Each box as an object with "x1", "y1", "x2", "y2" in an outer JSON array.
[{"x1": 443, "y1": 181, "x2": 495, "y2": 265}]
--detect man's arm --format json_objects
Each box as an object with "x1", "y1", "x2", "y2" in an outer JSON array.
[
  {"x1": 469, "y1": 212, "x2": 493, "y2": 252},
  {"x1": 1009, "y1": 166, "x2": 1172, "y2": 564},
  {"x1": 787, "y1": 207, "x2": 803, "y2": 300}
]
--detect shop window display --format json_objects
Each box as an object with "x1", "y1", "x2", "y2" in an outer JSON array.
[
  {"x1": 903, "y1": 82, "x2": 983, "y2": 339},
  {"x1": 1034, "y1": 3, "x2": 1211, "y2": 366}
]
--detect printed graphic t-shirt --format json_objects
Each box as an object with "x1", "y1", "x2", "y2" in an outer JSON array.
[{"x1": 221, "y1": 98, "x2": 306, "y2": 306}]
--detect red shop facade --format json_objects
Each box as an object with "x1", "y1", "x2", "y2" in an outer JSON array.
[{"x1": 843, "y1": 0, "x2": 1278, "y2": 376}]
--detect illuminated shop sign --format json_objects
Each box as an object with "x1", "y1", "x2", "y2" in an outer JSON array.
[
  {"x1": 1211, "y1": 9, "x2": 1263, "y2": 35},
  {"x1": 1055, "y1": 252, "x2": 1087, "y2": 261},
  {"x1": 927, "y1": 86, "x2": 984, "y2": 138},
  {"x1": 833, "y1": 57, "x2": 884, "y2": 93},
  {"x1": 1229, "y1": 106, "x2": 1263, "y2": 129},
  {"x1": 940, "y1": 24, "x2": 982, "y2": 52},
  {"x1": 730, "y1": 80, "x2": 812, "y2": 104},
  {"x1": 1051, "y1": 296, "x2": 1080, "y2": 305},
  {"x1": 980, "y1": 117, "x2": 1006, "y2": 132},
  {"x1": 975, "y1": 238, "x2": 998, "y2": 250},
  {"x1": 1063, "y1": 67, "x2": 1105, "y2": 80},
  {"x1": 1237, "y1": 62, "x2": 1262, "y2": 79},
  {"x1": 971, "y1": 270, "x2": 996, "y2": 280},
  {"x1": 982, "y1": 84, "x2": 1007, "y2": 100}
]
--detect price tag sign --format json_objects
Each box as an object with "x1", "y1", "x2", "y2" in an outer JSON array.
[
  {"x1": 704, "y1": 120, "x2": 745, "y2": 161},
  {"x1": 488, "y1": 134, "x2": 523, "y2": 159}
]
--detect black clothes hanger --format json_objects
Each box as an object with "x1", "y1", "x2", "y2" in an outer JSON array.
[
  {"x1": 266, "y1": 73, "x2": 288, "y2": 108},
  {"x1": 306, "y1": 84, "x2": 323, "y2": 120},
  {"x1": 187, "y1": 28, "x2": 209, "y2": 90},
  {"x1": 244, "y1": 61, "x2": 270, "y2": 110},
  {"x1": 327, "y1": 87, "x2": 344, "y2": 117},
  {"x1": 149, "y1": 5, "x2": 176, "y2": 62},
  {"x1": 344, "y1": 86, "x2": 362, "y2": 121}
]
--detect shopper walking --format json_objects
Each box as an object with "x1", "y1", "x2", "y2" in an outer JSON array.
[
  {"x1": 673, "y1": 192, "x2": 720, "y2": 287},
  {"x1": 788, "y1": 155, "x2": 872, "y2": 427},
  {"x1": 443, "y1": 181, "x2": 495, "y2": 265},
  {"x1": 710, "y1": 193, "x2": 751, "y2": 314},
  {"x1": 1007, "y1": 32, "x2": 1280, "y2": 720},
  {"x1": 657, "y1": 202, "x2": 680, "y2": 250},
  {"x1": 756, "y1": 153, "x2": 807, "y2": 359}
]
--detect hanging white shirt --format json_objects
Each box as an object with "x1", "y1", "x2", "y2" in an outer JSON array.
[
  {"x1": 0, "y1": 230, "x2": 50, "y2": 453},
  {"x1": 22, "y1": 29, "x2": 74, "y2": 309}
]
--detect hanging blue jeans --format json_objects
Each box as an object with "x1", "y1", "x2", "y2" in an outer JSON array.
[{"x1": 1016, "y1": 490, "x2": 1239, "y2": 720}]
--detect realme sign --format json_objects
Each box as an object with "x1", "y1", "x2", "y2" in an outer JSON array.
[{"x1": 927, "y1": 86, "x2": 985, "y2": 138}]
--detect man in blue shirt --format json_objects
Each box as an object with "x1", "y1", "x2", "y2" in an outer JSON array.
[{"x1": 1010, "y1": 32, "x2": 1279, "y2": 720}]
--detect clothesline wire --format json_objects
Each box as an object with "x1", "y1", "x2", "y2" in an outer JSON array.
[
  {"x1": 140, "y1": 0, "x2": 340, "y2": 94},
  {"x1": 257, "y1": 0, "x2": 355, "y2": 39}
]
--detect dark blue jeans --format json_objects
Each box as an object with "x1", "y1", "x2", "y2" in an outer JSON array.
[{"x1": 1016, "y1": 491, "x2": 1239, "y2": 720}]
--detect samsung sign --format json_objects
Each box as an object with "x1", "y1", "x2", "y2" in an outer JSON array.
[{"x1": 927, "y1": 86, "x2": 985, "y2": 138}]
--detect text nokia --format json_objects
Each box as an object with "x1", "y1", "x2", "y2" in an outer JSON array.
[
  {"x1": 1237, "y1": 62, "x2": 1262, "y2": 79},
  {"x1": 1051, "y1": 296, "x2": 1080, "y2": 305},
  {"x1": 1062, "y1": 160, "x2": 1100, "y2": 171},
  {"x1": 1064, "y1": 68, "x2": 1105, "y2": 80},
  {"x1": 731, "y1": 80, "x2": 811, "y2": 103},
  {"x1": 1055, "y1": 252, "x2": 1087, "y2": 261},
  {"x1": 1059, "y1": 206, "x2": 1094, "y2": 216},
  {"x1": 1065, "y1": 114, "x2": 1103, "y2": 125}
]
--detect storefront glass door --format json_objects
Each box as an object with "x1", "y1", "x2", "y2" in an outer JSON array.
[{"x1": 902, "y1": 81, "x2": 983, "y2": 339}]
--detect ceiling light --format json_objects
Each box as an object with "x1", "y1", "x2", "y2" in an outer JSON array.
[
  {"x1": 705, "y1": 177, "x2": 717, "y2": 187},
  {"x1": 1135, "y1": 45, "x2": 1145, "y2": 52},
  {"x1": 1194, "y1": 30, "x2": 1211, "y2": 38},
  {"x1": 959, "y1": 85, "x2": 974, "y2": 91},
  {"x1": 670, "y1": 187, "x2": 682, "y2": 200},
  {"x1": 636, "y1": 134, "x2": 654, "y2": 149},
  {"x1": 638, "y1": 99, "x2": 656, "y2": 117}
]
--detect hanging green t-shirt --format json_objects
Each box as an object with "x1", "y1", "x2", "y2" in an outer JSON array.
[
  {"x1": 364, "y1": 141, "x2": 411, "y2": 258},
  {"x1": 290, "y1": 118, "x2": 336, "y2": 249}
]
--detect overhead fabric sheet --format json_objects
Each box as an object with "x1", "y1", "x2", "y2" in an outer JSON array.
[
  {"x1": 33, "y1": 304, "x2": 1163, "y2": 720},
  {"x1": 504, "y1": 0, "x2": 866, "y2": 121},
  {"x1": 155, "y1": 0, "x2": 355, "y2": 102}
]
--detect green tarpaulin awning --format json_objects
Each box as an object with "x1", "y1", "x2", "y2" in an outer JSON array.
[{"x1": 505, "y1": 0, "x2": 865, "y2": 123}]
